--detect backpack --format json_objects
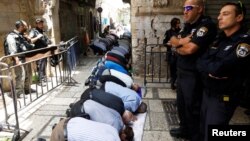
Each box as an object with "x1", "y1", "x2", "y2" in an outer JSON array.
[{"x1": 3, "y1": 32, "x2": 14, "y2": 55}]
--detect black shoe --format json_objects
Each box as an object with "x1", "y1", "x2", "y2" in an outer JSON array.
[
  {"x1": 170, "y1": 127, "x2": 190, "y2": 139},
  {"x1": 24, "y1": 89, "x2": 36, "y2": 95}
]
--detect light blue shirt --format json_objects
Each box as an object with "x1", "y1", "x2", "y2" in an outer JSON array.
[
  {"x1": 83, "y1": 100, "x2": 124, "y2": 132},
  {"x1": 105, "y1": 81, "x2": 141, "y2": 112},
  {"x1": 67, "y1": 117, "x2": 120, "y2": 141}
]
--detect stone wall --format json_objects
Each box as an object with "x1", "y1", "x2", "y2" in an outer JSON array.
[
  {"x1": 0, "y1": 0, "x2": 33, "y2": 56},
  {"x1": 131, "y1": 0, "x2": 184, "y2": 76}
]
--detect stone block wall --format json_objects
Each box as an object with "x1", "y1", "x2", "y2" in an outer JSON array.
[
  {"x1": 0, "y1": 0, "x2": 31, "y2": 56},
  {"x1": 131, "y1": 0, "x2": 184, "y2": 76}
]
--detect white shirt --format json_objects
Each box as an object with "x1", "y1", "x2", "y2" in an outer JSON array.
[
  {"x1": 67, "y1": 117, "x2": 120, "y2": 141},
  {"x1": 110, "y1": 69, "x2": 133, "y2": 88}
]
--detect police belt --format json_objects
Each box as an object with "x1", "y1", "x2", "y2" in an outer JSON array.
[
  {"x1": 177, "y1": 68, "x2": 199, "y2": 76},
  {"x1": 204, "y1": 88, "x2": 239, "y2": 98}
]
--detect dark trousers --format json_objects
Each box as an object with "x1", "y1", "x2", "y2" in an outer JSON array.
[
  {"x1": 169, "y1": 54, "x2": 177, "y2": 85},
  {"x1": 176, "y1": 68, "x2": 203, "y2": 141},
  {"x1": 37, "y1": 58, "x2": 47, "y2": 81},
  {"x1": 200, "y1": 90, "x2": 238, "y2": 141}
]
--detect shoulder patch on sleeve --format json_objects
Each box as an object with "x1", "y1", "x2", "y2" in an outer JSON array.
[
  {"x1": 196, "y1": 26, "x2": 208, "y2": 37},
  {"x1": 236, "y1": 43, "x2": 250, "y2": 58}
]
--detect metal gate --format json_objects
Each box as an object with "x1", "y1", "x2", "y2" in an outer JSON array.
[{"x1": 144, "y1": 43, "x2": 170, "y2": 87}]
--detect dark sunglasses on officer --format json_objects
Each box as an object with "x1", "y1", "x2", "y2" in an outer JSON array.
[
  {"x1": 183, "y1": 5, "x2": 199, "y2": 12},
  {"x1": 236, "y1": 1, "x2": 246, "y2": 16}
]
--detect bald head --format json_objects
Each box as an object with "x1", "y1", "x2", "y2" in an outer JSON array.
[
  {"x1": 185, "y1": 0, "x2": 204, "y2": 6},
  {"x1": 184, "y1": 0, "x2": 205, "y2": 23}
]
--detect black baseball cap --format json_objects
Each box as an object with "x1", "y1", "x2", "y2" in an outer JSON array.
[{"x1": 35, "y1": 18, "x2": 44, "y2": 23}]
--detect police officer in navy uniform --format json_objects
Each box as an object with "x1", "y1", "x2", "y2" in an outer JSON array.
[
  {"x1": 197, "y1": 2, "x2": 249, "y2": 141},
  {"x1": 169, "y1": 0, "x2": 217, "y2": 140}
]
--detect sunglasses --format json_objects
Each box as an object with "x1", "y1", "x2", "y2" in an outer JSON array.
[
  {"x1": 183, "y1": 5, "x2": 199, "y2": 12},
  {"x1": 237, "y1": 1, "x2": 245, "y2": 15},
  {"x1": 238, "y1": 1, "x2": 243, "y2": 9}
]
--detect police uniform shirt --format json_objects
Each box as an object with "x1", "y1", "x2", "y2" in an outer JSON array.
[
  {"x1": 67, "y1": 117, "x2": 120, "y2": 141},
  {"x1": 177, "y1": 15, "x2": 217, "y2": 71},
  {"x1": 83, "y1": 100, "x2": 124, "y2": 132},
  {"x1": 163, "y1": 28, "x2": 180, "y2": 46},
  {"x1": 197, "y1": 28, "x2": 250, "y2": 93}
]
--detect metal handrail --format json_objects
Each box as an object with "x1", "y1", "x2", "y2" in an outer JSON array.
[{"x1": 0, "y1": 62, "x2": 20, "y2": 140}]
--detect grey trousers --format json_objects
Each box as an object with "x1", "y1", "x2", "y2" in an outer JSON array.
[{"x1": 14, "y1": 63, "x2": 32, "y2": 96}]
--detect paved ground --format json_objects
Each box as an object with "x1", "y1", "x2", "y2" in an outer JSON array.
[{"x1": 1, "y1": 56, "x2": 250, "y2": 141}]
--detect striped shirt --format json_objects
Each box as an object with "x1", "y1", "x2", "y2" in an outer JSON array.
[{"x1": 67, "y1": 117, "x2": 120, "y2": 141}]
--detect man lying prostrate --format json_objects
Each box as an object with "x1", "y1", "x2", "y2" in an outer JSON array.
[
  {"x1": 91, "y1": 88, "x2": 125, "y2": 115},
  {"x1": 83, "y1": 100, "x2": 135, "y2": 133},
  {"x1": 68, "y1": 88, "x2": 137, "y2": 125},
  {"x1": 102, "y1": 81, "x2": 147, "y2": 113},
  {"x1": 50, "y1": 117, "x2": 134, "y2": 141}
]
